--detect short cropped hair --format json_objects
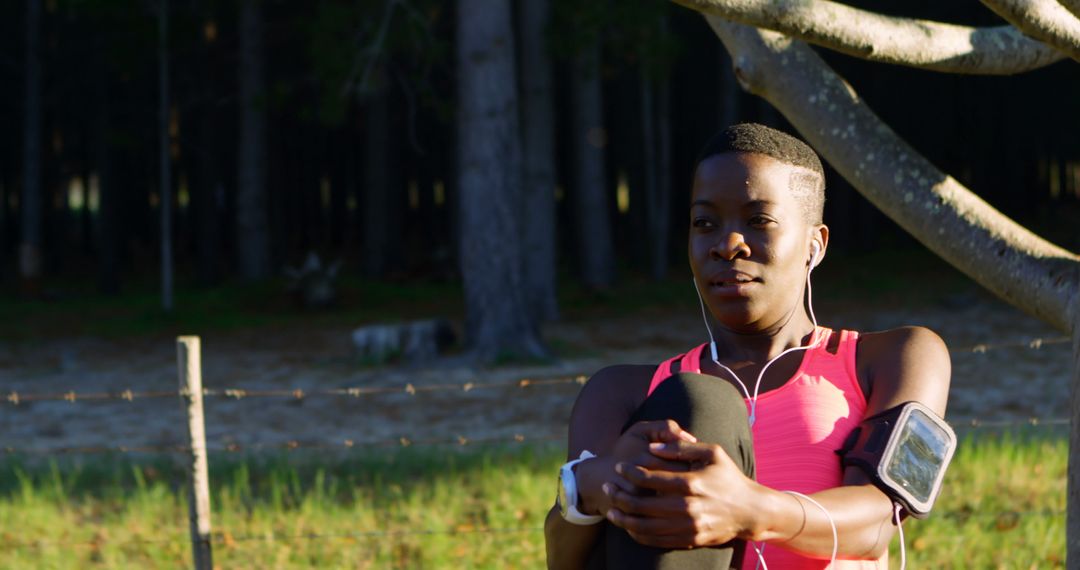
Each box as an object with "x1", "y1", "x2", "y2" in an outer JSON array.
[{"x1": 697, "y1": 123, "x2": 825, "y2": 224}]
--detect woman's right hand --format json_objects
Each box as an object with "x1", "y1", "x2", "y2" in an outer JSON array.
[{"x1": 576, "y1": 419, "x2": 698, "y2": 516}]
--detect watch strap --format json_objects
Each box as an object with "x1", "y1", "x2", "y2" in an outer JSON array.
[{"x1": 559, "y1": 450, "x2": 604, "y2": 525}]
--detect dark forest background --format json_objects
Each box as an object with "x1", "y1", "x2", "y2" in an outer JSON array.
[{"x1": 1, "y1": 0, "x2": 1078, "y2": 316}]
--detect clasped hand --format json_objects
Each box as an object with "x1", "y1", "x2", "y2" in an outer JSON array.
[{"x1": 601, "y1": 419, "x2": 759, "y2": 549}]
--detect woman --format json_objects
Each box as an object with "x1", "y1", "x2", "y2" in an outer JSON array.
[{"x1": 544, "y1": 123, "x2": 950, "y2": 569}]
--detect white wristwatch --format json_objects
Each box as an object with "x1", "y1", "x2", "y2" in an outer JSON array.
[{"x1": 557, "y1": 450, "x2": 604, "y2": 525}]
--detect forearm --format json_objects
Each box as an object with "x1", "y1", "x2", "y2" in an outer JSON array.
[
  {"x1": 751, "y1": 483, "x2": 897, "y2": 559},
  {"x1": 544, "y1": 505, "x2": 602, "y2": 570},
  {"x1": 544, "y1": 457, "x2": 612, "y2": 568}
]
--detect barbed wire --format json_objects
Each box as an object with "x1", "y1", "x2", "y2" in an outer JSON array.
[
  {"x1": 2, "y1": 334, "x2": 1070, "y2": 406},
  {"x1": 0, "y1": 375, "x2": 590, "y2": 405}
]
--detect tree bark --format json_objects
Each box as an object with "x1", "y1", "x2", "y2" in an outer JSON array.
[
  {"x1": 20, "y1": 0, "x2": 43, "y2": 295},
  {"x1": 237, "y1": 0, "x2": 271, "y2": 280},
  {"x1": 1061, "y1": 0, "x2": 1080, "y2": 21},
  {"x1": 669, "y1": 0, "x2": 1066, "y2": 74},
  {"x1": 571, "y1": 39, "x2": 616, "y2": 290},
  {"x1": 980, "y1": 0, "x2": 1080, "y2": 63},
  {"x1": 704, "y1": 19, "x2": 1079, "y2": 332},
  {"x1": 518, "y1": 0, "x2": 560, "y2": 322},
  {"x1": 456, "y1": 0, "x2": 547, "y2": 361}
]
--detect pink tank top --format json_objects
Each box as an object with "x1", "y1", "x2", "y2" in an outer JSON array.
[{"x1": 648, "y1": 328, "x2": 887, "y2": 569}]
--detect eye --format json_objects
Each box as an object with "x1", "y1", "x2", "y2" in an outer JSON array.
[
  {"x1": 747, "y1": 215, "x2": 775, "y2": 228},
  {"x1": 692, "y1": 217, "x2": 716, "y2": 230}
]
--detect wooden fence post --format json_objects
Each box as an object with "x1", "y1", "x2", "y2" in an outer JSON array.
[{"x1": 178, "y1": 336, "x2": 213, "y2": 570}]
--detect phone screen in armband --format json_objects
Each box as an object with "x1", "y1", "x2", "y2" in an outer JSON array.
[{"x1": 840, "y1": 402, "x2": 956, "y2": 518}]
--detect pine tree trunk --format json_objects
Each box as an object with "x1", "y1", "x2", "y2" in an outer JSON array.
[
  {"x1": 456, "y1": 0, "x2": 547, "y2": 361},
  {"x1": 236, "y1": 0, "x2": 270, "y2": 280},
  {"x1": 518, "y1": 0, "x2": 559, "y2": 321},
  {"x1": 19, "y1": 0, "x2": 43, "y2": 295},
  {"x1": 571, "y1": 39, "x2": 615, "y2": 290}
]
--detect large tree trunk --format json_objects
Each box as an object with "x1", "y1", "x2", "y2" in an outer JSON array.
[
  {"x1": 518, "y1": 0, "x2": 559, "y2": 322},
  {"x1": 456, "y1": 0, "x2": 547, "y2": 361},
  {"x1": 20, "y1": 0, "x2": 43, "y2": 296},
  {"x1": 236, "y1": 0, "x2": 271, "y2": 280},
  {"x1": 571, "y1": 39, "x2": 615, "y2": 290}
]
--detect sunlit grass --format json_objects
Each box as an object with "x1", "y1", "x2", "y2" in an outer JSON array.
[{"x1": 0, "y1": 432, "x2": 1065, "y2": 569}]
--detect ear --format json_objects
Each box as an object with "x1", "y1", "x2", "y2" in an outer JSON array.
[{"x1": 809, "y1": 224, "x2": 830, "y2": 268}]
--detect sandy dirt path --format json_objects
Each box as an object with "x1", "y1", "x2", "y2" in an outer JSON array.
[{"x1": 0, "y1": 294, "x2": 1071, "y2": 456}]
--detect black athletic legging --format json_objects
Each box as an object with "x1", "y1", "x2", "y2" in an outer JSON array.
[{"x1": 586, "y1": 372, "x2": 756, "y2": 570}]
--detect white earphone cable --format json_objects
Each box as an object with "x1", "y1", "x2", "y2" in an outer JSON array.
[
  {"x1": 895, "y1": 502, "x2": 906, "y2": 570},
  {"x1": 783, "y1": 490, "x2": 838, "y2": 568},
  {"x1": 696, "y1": 257, "x2": 821, "y2": 426},
  {"x1": 696, "y1": 246, "x2": 823, "y2": 569}
]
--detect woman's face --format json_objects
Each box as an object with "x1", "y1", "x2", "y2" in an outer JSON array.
[{"x1": 688, "y1": 152, "x2": 826, "y2": 333}]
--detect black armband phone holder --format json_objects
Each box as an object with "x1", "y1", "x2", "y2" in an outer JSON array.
[{"x1": 837, "y1": 401, "x2": 957, "y2": 518}]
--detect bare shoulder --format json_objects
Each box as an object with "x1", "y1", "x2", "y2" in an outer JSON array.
[
  {"x1": 858, "y1": 326, "x2": 950, "y2": 364},
  {"x1": 571, "y1": 364, "x2": 654, "y2": 422},
  {"x1": 855, "y1": 326, "x2": 950, "y2": 415},
  {"x1": 566, "y1": 364, "x2": 654, "y2": 459}
]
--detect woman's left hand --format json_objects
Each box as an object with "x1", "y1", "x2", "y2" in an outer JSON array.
[{"x1": 603, "y1": 440, "x2": 763, "y2": 549}]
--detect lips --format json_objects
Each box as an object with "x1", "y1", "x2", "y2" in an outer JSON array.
[{"x1": 707, "y1": 271, "x2": 760, "y2": 296}]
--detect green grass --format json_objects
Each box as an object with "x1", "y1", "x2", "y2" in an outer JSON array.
[{"x1": 0, "y1": 432, "x2": 1066, "y2": 569}]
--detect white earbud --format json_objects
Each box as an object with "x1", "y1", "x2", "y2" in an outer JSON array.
[{"x1": 809, "y1": 241, "x2": 821, "y2": 269}]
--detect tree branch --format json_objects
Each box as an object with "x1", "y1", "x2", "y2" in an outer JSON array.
[
  {"x1": 705, "y1": 17, "x2": 1080, "y2": 331},
  {"x1": 1060, "y1": 0, "x2": 1080, "y2": 21},
  {"x1": 980, "y1": 0, "x2": 1080, "y2": 63},
  {"x1": 669, "y1": 0, "x2": 1065, "y2": 74}
]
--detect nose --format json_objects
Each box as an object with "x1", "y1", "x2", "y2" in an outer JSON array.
[{"x1": 711, "y1": 232, "x2": 750, "y2": 261}]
